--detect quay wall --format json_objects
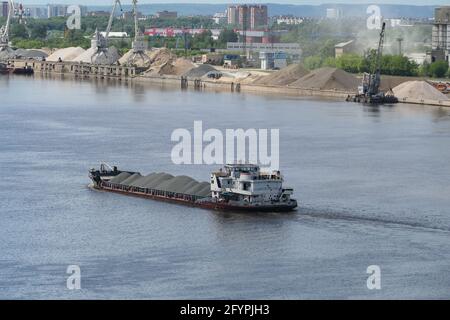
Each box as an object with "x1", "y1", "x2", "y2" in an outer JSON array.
[{"x1": 9, "y1": 59, "x2": 450, "y2": 107}]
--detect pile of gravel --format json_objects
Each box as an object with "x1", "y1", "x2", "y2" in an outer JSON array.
[
  {"x1": 290, "y1": 67, "x2": 359, "y2": 91},
  {"x1": 253, "y1": 64, "x2": 310, "y2": 86},
  {"x1": 116, "y1": 171, "x2": 211, "y2": 197},
  {"x1": 183, "y1": 64, "x2": 216, "y2": 78}
]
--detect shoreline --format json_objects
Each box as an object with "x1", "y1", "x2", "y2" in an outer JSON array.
[{"x1": 9, "y1": 59, "x2": 450, "y2": 107}]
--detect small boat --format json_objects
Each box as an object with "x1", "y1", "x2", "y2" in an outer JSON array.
[
  {"x1": 13, "y1": 65, "x2": 34, "y2": 75},
  {"x1": 0, "y1": 62, "x2": 13, "y2": 75}
]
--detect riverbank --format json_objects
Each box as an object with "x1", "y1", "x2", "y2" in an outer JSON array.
[{"x1": 8, "y1": 58, "x2": 450, "y2": 107}]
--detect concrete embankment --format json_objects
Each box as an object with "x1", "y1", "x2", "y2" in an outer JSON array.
[{"x1": 9, "y1": 59, "x2": 450, "y2": 107}]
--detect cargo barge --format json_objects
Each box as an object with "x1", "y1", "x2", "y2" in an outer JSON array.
[{"x1": 89, "y1": 163, "x2": 297, "y2": 212}]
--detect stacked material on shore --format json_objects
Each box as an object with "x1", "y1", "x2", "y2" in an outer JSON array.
[
  {"x1": 290, "y1": 67, "x2": 359, "y2": 91},
  {"x1": 146, "y1": 57, "x2": 196, "y2": 76},
  {"x1": 13, "y1": 49, "x2": 48, "y2": 60},
  {"x1": 118, "y1": 49, "x2": 152, "y2": 67},
  {"x1": 0, "y1": 47, "x2": 16, "y2": 60},
  {"x1": 47, "y1": 47, "x2": 86, "y2": 62},
  {"x1": 253, "y1": 64, "x2": 310, "y2": 86},
  {"x1": 183, "y1": 64, "x2": 216, "y2": 78},
  {"x1": 380, "y1": 75, "x2": 425, "y2": 91},
  {"x1": 109, "y1": 172, "x2": 210, "y2": 198},
  {"x1": 143, "y1": 48, "x2": 196, "y2": 76},
  {"x1": 393, "y1": 81, "x2": 449, "y2": 101},
  {"x1": 73, "y1": 46, "x2": 120, "y2": 64}
]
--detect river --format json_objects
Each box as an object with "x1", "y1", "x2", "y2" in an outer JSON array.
[{"x1": 1, "y1": 74, "x2": 450, "y2": 299}]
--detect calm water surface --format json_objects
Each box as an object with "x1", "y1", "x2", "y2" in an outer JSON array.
[{"x1": 1, "y1": 75, "x2": 450, "y2": 299}]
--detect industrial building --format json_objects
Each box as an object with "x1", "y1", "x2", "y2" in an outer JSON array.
[
  {"x1": 334, "y1": 40, "x2": 355, "y2": 58},
  {"x1": 227, "y1": 42, "x2": 301, "y2": 55},
  {"x1": 430, "y1": 6, "x2": 450, "y2": 66},
  {"x1": 155, "y1": 10, "x2": 177, "y2": 19},
  {"x1": 259, "y1": 52, "x2": 287, "y2": 70}
]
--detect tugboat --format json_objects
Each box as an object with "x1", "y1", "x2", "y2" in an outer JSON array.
[{"x1": 89, "y1": 163, "x2": 298, "y2": 212}]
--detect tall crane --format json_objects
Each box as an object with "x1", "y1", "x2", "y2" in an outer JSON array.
[
  {"x1": 367, "y1": 21, "x2": 386, "y2": 97},
  {"x1": 124, "y1": 0, "x2": 150, "y2": 67},
  {"x1": 0, "y1": 0, "x2": 14, "y2": 51},
  {"x1": 104, "y1": 0, "x2": 123, "y2": 48},
  {"x1": 91, "y1": 0, "x2": 122, "y2": 53},
  {"x1": 347, "y1": 22, "x2": 398, "y2": 104}
]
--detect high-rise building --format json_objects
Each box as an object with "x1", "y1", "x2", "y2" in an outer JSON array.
[
  {"x1": 1, "y1": 1, "x2": 9, "y2": 18},
  {"x1": 326, "y1": 8, "x2": 343, "y2": 19},
  {"x1": 227, "y1": 4, "x2": 268, "y2": 29},
  {"x1": 249, "y1": 5, "x2": 268, "y2": 29},
  {"x1": 227, "y1": 5, "x2": 238, "y2": 25},
  {"x1": 47, "y1": 4, "x2": 68, "y2": 18}
]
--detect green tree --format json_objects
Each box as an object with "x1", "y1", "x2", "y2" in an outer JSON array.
[
  {"x1": 303, "y1": 56, "x2": 323, "y2": 70},
  {"x1": 10, "y1": 24, "x2": 28, "y2": 39},
  {"x1": 429, "y1": 61, "x2": 449, "y2": 78},
  {"x1": 218, "y1": 29, "x2": 238, "y2": 45}
]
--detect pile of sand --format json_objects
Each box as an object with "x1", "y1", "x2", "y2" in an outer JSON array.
[
  {"x1": 118, "y1": 49, "x2": 153, "y2": 67},
  {"x1": 72, "y1": 47, "x2": 120, "y2": 65},
  {"x1": 253, "y1": 64, "x2": 310, "y2": 86},
  {"x1": 290, "y1": 67, "x2": 359, "y2": 91},
  {"x1": 47, "y1": 47, "x2": 86, "y2": 62},
  {"x1": 172, "y1": 58, "x2": 196, "y2": 75},
  {"x1": 148, "y1": 48, "x2": 177, "y2": 66},
  {"x1": 393, "y1": 81, "x2": 449, "y2": 101}
]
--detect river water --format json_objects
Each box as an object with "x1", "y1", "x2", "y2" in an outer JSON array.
[{"x1": 1, "y1": 75, "x2": 450, "y2": 299}]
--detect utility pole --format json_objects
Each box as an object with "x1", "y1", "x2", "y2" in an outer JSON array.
[{"x1": 396, "y1": 37, "x2": 403, "y2": 56}]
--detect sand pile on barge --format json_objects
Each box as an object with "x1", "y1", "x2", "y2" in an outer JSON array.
[
  {"x1": 253, "y1": 64, "x2": 310, "y2": 86},
  {"x1": 109, "y1": 172, "x2": 210, "y2": 197},
  {"x1": 47, "y1": 47, "x2": 86, "y2": 62},
  {"x1": 393, "y1": 81, "x2": 449, "y2": 101},
  {"x1": 290, "y1": 67, "x2": 359, "y2": 91}
]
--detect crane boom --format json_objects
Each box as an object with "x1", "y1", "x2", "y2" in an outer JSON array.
[
  {"x1": 0, "y1": 0, "x2": 14, "y2": 47},
  {"x1": 132, "y1": 0, "x2": 139, "y2": 41},
  {"x1": 105, "y1": 0, "x2": 123, "y2": 44}
]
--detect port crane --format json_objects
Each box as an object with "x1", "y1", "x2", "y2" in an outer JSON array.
[
  {"x1": 124, "y1": 0, "x2": 150, "y2": 67},
  {"x1": 92, "y1": 0, "x2": 123, "y2": 53},
  {"x1": 0, "y1": 0, "x2": 14, "y2": 52},
  {"x1": 347, "y1": 22, "x2": 398, "y2": 104}
]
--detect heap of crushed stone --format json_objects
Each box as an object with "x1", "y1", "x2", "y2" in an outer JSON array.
[
  {"x1": 253, "y1": 64, "x2": 310, "y2": 86},
  {"x1": 393, "y1": 81, "x2": 449, "y2": 101},
  {"x1": 290, "y1": 67, "x2": 359, "y2": 91}
]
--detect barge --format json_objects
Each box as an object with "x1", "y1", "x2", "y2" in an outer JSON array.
[{"x1": 89, "y1": 163, "x2": 297, "y2": 212}]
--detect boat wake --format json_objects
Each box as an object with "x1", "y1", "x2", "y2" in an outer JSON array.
[{"x1": 297, "y1": 206, "x2": 450, "y2": 233}]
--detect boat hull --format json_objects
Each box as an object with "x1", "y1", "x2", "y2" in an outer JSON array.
[{"x1": 92, "y1": 183, "x2": 298, "y2": 213}]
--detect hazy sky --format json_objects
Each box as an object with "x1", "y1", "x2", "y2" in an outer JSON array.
[{"x1": 15, "y1": 0, "x2": 450, "y2": 6}]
